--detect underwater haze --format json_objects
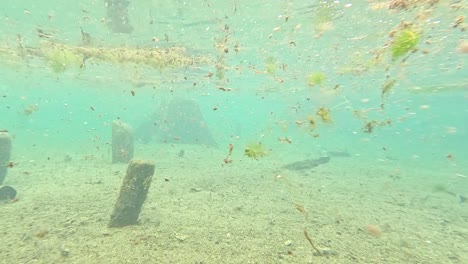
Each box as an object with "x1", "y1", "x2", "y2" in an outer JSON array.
[{"x1": 0, "y1": 0, "x2": 467, "y2": 263}]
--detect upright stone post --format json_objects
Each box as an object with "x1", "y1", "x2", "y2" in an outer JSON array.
[
  {"x1": 0, "y1": 131, "x2": 12, "y2": 185},
  {"x1": 112, "y1": 120, "x2": 134, "y2": 163},
  {"x1": 108, "y1": 160, "x2": 155, "y2": 227}
]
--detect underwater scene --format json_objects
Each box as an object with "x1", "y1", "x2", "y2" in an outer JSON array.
[{"x1": 0, "y1": 0, "x2": 467, "y2": 263}]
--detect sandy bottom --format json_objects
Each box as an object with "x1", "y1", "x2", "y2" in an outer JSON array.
[{"x1": 1, "y1": 143, "x2": 467, "y2": 264}]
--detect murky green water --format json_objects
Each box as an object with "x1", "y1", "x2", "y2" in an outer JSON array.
[{"x1": 1, "y1": 1, "x2": 467, "y2": 263}]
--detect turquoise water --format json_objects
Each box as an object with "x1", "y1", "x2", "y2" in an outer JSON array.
[{"x1": 1, "y1": 1, "x2": 467, "y2": 263}]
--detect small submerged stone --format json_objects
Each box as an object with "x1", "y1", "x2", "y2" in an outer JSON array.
[
  {"x1": 460, "y1": 195, "x2": 466, "y2": 203},
  {"x1": 0, "y1": 185, "x2": 16, "y2": 201}
]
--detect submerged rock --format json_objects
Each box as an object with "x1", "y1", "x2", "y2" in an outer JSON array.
[
  {"x1": 0, "y1": 185, "x2": 17, "y2": 201},
  {"x1": 460, "y1": 195, "x2": 466, "y2": 203}
]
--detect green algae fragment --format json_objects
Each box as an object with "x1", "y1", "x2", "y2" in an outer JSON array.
[
  {"x1": 46, "y1": 48, "x2": 83, "y2": 73},
  {"x1": 391, "y1": 28, "x2": 420, "y2": 59},
  {"x1": 307, "y1": 72, "x2": 326, "y2": 86},
  {"x1": 244, "y1": 142, "x2": 268, "y2": 160},
  {"x1": 265, "y1": 56, "x2": 277, "y2": 75}
]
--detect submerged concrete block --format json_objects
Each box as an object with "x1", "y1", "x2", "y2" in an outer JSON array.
[
  {"x1": 0, "y1": 131, "x2": 12, "y2": 185},
  {"x1": 108, "y1": 160, "x2": 155, "y2": 227},
  {"x1": 112, "y1": 120, "x2": 134, "y2": 163},
  {"x1": 105, "y1": 0, "x2": 134, "y2": 34},
  {"x1": 135, "y1": 98, "x2": 217, "y2": 147}
]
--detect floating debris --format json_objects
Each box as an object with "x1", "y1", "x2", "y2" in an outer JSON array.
[
  {"x1": 390, "y1": 26, "x2": 421, "y2": 59},
  {"x1": 0, "y1": 40, "x2": 210, "y2": 73},
  {"x1": 362, "y1": 119, "x2": 392, "y2": 133},
  {"x1": 382, "y1": 79, "x2": 397, "y2": 98},
  {"x1": 265, "y1": 56, "x2": 278, "y2": 75},
  {"x1": 316, "y1": 107, "x2": 333, "y2": 123},
  {"x1": 307, "y1": 72, "x2": 326, "y2": 86},
  {"x1": 244, "y1": 142, "x2": 269, "y2": 160},
  {"x1": 23, "y1": 104, "x2": 39, "y2": 115}
]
